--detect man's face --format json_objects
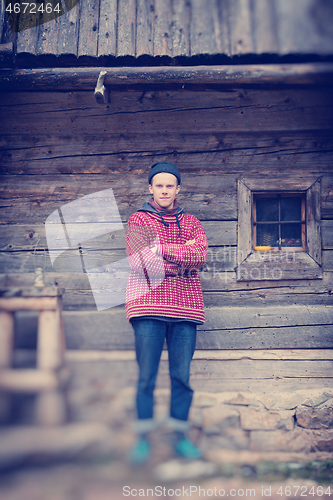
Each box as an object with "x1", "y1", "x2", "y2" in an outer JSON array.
[{"x1": 149, "y1": 172, "x2": 180, "y2": 210}]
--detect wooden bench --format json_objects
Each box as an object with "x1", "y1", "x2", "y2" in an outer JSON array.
[{"x1": 0, "y1": 286, "x2": 69, "y2": 426}]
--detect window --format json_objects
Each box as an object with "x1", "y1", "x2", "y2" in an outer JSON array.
[
  {"x1": 237, "y1": 177, "x2": 322, "y2": 281},
  {"x1": 253, "y1": 193, "x2": 306, "y2": 250}
]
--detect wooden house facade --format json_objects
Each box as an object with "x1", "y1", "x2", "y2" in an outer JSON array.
[{"x1": 1, "y1": 0, "x2": 333, "y2": 396}]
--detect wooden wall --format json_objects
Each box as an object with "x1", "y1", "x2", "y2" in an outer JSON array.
[{"x1": 1, "y1": 84, "x2": 333, "y2": 351}]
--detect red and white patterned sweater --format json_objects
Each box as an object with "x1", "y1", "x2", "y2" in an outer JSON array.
[{"x1": 125, "y1": 208, "x2": 208, "y2": 323}]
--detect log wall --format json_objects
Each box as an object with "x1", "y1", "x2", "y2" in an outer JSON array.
[{"x1": 1, "y1": 85, "x2": 333, "y2": 350}]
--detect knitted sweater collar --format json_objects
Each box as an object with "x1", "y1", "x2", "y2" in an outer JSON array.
[{"x1": 137, "y1": 197, "x2": 184, "y2": 238}]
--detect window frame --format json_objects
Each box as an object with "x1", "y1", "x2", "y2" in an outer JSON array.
[
  {"x1": 253, "y1": 192, "x2": 306, "y2": 251},
  {"x1": 237, "y1": 177, "x2": 322, "y2": 281}
]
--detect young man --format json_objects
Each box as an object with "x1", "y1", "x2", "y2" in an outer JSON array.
[{"x1": 125, "y1": 162, "x2": 208, "y2": 463}]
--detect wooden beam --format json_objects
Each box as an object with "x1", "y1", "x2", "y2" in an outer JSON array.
[
  {"x1": 0, "y1": 296, "x2": 57, "y2": 311},
  {"x1": 0, "y1": 369, "x2": 60, "y2": 391},
  {"x1": 65, "y1": 348, "x2": 333, "y2": 362},
  {"x1": 1, "y1": 63, "x2": 333, "y2": 91}
]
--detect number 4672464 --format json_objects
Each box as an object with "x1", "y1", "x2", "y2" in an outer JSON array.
[{"x1": 6, "y1": 3, "x2": 61, "y2": 14}]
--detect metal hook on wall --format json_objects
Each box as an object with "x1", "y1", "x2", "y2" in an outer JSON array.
[{"x1": 94, "y1": 70, "x2": 109, "y2": 105}]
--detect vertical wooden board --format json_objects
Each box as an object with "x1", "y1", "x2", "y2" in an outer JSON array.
[
  {"x1": 274, "y1": 0, "x2": 333, "y2": 56},
  {"x1": 58, "y1": 4, "x2": 80, "y2": 55},
  {"x1": 36, "y1": 16, "x2": 61, "y2": 55},
  {"x1": 37, "y1": 310, "x2": 62, "y2": 370},
  {"x1": 16, "y1": 11, "x2": 40, "y2": 55},
  {"x1": 136, "y1": 0, "x2": 154, "y2": 56},
  {"x1": 216, "y1": 0, "x2": 231, "y2": 56},
  {"x1": 0, "y1": 311, "x2": 14, "y2": 368},
  {"x1": 190, "y1": 0, "x2": 221, "y2": 55},
  {"x1": 1, "y1": 4, "x2": 15, "y2": 45},
  {"x1": 172, "y1": 0, "x2": 191, "y2": 57},
  {"x1": 153, "y1": 0, "x2": 172, "y2": 57},
  {"x1": 117, "y1": 0, "x2": 136, "y2": 57},
  {"x1": 77, "y1": 0, "x2": 99, "y2": 57},
  {"x1": 0, "y1": 0, "x2": 4, "y2": 43},
  {"x1": 251, "y1": 0, "x2": 279, "y2": 54},
  {"x1": 237, "y1": 179, "x2": 252, "y2": 266},
  {"x1": 226, "y1": 0, "x2": 254, "y2": 56},
  {"x1": 307, "y1": 178, "x2": 322, "y2": 266},
  {"x1": 98, "y1": 0, "x2": 117, "y2": 56}
]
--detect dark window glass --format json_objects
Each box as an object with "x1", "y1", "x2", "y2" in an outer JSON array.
[
  {"x1": 281, "y1": 197, "x2": 302, "y2": 221},
  {"x1": 281, "y1": 223, "x2": 302, "y2": 247},
  {"x1": 256, "y1": 198, "x2": 279, "y2": 222},
  {"x1": 257, "y1": 224, "x2": 279, "y2": 247}
]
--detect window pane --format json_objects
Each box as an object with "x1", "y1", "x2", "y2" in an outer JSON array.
[
  {"x1": 281, "y1": 223, "x2": 302, "y2": 247},
  {"x1": 281, "y1": 197, "x2": 302, "y2": 221},
  {"x1": 256, "y1": 198, "x2": 278, "y2": 222},
  {"x1": 256, "y1": 224, "x2": 279, "y2": 247}
]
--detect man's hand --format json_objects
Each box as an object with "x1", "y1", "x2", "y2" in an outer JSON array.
[{"x1": 185, "y1": 239, "x2": 196, "y2": 246}]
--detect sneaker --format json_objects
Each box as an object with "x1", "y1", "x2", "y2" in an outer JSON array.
[
  {"x1": 174, "y1": 438, "x2": 202, "y2": 459},
  {"x1": 128, "y1": 438, "x2": 151, "y2": 465}
]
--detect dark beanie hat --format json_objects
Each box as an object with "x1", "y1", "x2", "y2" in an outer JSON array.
[{"x1": 148, "y1": 162, "x2": 181, "y2": 185}]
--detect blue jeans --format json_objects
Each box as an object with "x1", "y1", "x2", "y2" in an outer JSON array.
[{"x1": 132, "y1": 319, "x2": 197, "y2": 424}]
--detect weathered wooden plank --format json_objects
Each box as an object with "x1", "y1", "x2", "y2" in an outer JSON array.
[
  {"x1": 50, "y1": 283, "x2": 333, "y2": 310},
  {"x1": 1, "y1": 89, "x2": 332, "y2": 139},
  {"x1": 0, "y1": 0, "x2": 5, "y2": 43},
  {"x1": 67, "y1": 357, "x2": 333, "y2": 394},
  {"x1": 191, "y1": 358, "x2": 333, "y2": 379},
  {"x1": 307, "y1": 178, "x2": 322, "y2": 265},
  {"x1": 0, "y1": 221, "x2": 237, "y2": 251},
  {"x1": 203, "y1": 289, "x2": 333, "y2": 308},
  {"x1": 190, "y1": 0, "x2": 221, "y2": 56},
  {"x1": 97, "y1": 0, "x2": 117, "y2": 57},
  {"x1": 117, "y1": 0, "x2": 136, "y2": 57},
  {"x1": 251, "y1": 0, "x2": 279, "y2": 54},
  {"x1": 190, "y1": 377, "x2": 333, "y2": 394},
  {"x1": 0, "y1": 245, "x2": 235, "y2": 274},
  {"x1": 204, "y1": 304, "x2": 333, "y2": 330},
  {"x1": 1, "y1": 129, "x2": 333, "y2": 176},
  {"x1": 1, "y1": 64, "x2": 333, "y2": 91},
  {"x1": 0, "y1": 249, "x2": 84, "y2": 274},
  {"x1": 153, "y1": 0, "x2": 172, "y2": 57},
  {"x1": 77, "y1": 0, "x2": 99, "y2": 57},
  {"x1": 237, "y1": 251, "x2": 323, "y2": 281},
  {"x1": 1, "y1": 148, "x2": 333, "y2": 178},
  {"x1": 65, "y1": 348, "x2": 333, "y2": 362},
  {"x1": 3, "y1": 271, "x2": 333, "y2": 297},
  {"x1": 237, "y1": 179, "x2": 251, "y2": 265},
  {"x1": 0, "y1": 173, "x2": 238, "y2": 222},
  {"x1": 322, "y1": 220, "x2": 333, "y2": 249},
  {"x1": 136, "y1": 0, "x2": 154, "y2": 57},
  {"x1": 14, "y1": 308, "x2": 333, "y2": 350},
  {"x1": 16, "y1": 14, "x2": 39, "y2": 55},
  {"x1": 57, "y1": 3, "x2": 80, "y2": 56},
  {"x1": 0, "y1": 193, "x2": 237, "y2": 223},
  {"x1": 13, "y1": 282, "x2": 333, "y2": 311},
  {"x1": 171, "y1": 0, "x2": 191, "y2": 57},
  {"x1": 36, "y1": 14, "x2": 61, "y2": 55},
  {"x1": 226, "y1": 0, "x2": 254, "y2": 55},
  {"x1": 323, "y1": 250, "x2": 333, "y2": 271}
]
